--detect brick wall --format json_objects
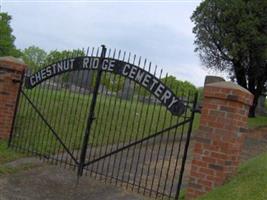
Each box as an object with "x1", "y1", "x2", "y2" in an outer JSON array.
[
  {"x1": 0, "y1": 57, "x2": 26, "y2": 140},
  {"x1": 186, "y1": 81, "x2": 253, "y2": 199}
]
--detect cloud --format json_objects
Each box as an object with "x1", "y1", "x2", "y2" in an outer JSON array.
[{"x1": 4, "y1": 1, "x2": 213, "y2": 86}]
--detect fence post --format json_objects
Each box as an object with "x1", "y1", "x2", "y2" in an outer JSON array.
[
  {"x1": 0, "y1": 57, "x2": 26, "y2": 140},
  {"x1": 186, "y1": 81, "x2": 254, "y2": 199}
]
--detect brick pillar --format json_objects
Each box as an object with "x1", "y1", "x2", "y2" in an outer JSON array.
[
  {"x1": 0, "y1": 57, "x2": 26, "y2": 140},
  {"x1": 186, "y1": 81, "x2": 253, "y2": 199}
]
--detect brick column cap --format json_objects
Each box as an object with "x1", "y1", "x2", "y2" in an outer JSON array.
[
  {"x1": 204, "y1": 81, "x2": 254, "y2": 106},
  {"x1": 0, "y1": 56, "x2": 26, "y2": 72}
]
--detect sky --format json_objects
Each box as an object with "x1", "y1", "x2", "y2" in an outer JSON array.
[{"x1": 1, "y1": 0, "x2": 226, "y2": 86}]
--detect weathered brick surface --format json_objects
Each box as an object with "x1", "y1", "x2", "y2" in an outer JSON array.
[
  {"x1": 0, "y1": 57, "x2": 26, "y2": 139},
  {"x1": 186, "y1": 82, "x2": 253, "y2": 200}
]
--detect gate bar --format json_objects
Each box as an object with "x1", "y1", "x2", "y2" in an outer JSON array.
[
  {"x1": 8, "y1": 69, "x2": 25, "y2": 147},
  {"x1": 19, "y1": 90, "x2": 79, "y2": 165},
  {"x1": 83, "y1": 118, "x2": 191, "y2": 167},
  {"x1": 175, "y1": 92, "x2": 198, "y2": 200},
  {"x1": 77, "y1": 45, "x2": 107, "y2": 176}
]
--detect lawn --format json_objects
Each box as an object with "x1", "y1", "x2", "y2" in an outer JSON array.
[
  {"x1": 196, "y1": 152, "x2": 267, "y2": 200},
  {"x1": 8, "y1": 84, "x2": 267, "y2": 157},
  {"x1": 10, "y1": 86, "x2": 195, "y2": 155},
  {"x1": 0, "y1": 140, "x2": 24, "y2": 164},
  {"x1": 0, "y1": 140, "x2": 27, "y2": 175},
  {"x1": 248, "y1": 115, "x2": 267, "y2": 128},
  {"x1": 1, "y1": 86, "x2": 267, "y2": 192}
]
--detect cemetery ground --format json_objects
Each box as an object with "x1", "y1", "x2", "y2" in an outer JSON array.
[
  {"x1": 1, "y1": 125, "x2": 267, "y2": 200},
  {"x1": 11, "y1": 86, "x2": 196, "y2": 154},
  {"x1": 1, "y1": 113, "x2": 267, "y2": 173},
  {"x1": 1, "y1": 87, "x2": 267, "y2": 199},
  {"x1": 10, "y1": 87, "x2": 267, "y2": 153}
]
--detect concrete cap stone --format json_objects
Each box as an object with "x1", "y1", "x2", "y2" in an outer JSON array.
[
  {"x1": 204, "y1": 75, "x2": 225, "y2": 85},
  {"x1": 0, "y1": 56, "x2": 26, "y2": 72},
  {"x1": 206, "y1": 81, "x2": 252, "y2": 95},
  {"x1": 204, "y1": 81, "x2": 254, "y2": 106},
  {"x1": 0, "y1": 56, "x2": 25, "y2": 65}
]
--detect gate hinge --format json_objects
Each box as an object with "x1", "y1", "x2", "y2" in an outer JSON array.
[{"x1": 192, "y1": 105, "x2": 202, "y2": 113}]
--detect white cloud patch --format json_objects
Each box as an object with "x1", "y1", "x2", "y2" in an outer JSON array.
[{"x1": 3, "y1": 1, "x2": 217, "y2": 86}]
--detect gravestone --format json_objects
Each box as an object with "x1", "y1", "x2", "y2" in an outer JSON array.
[
  {"x1": 256, "y1": 94, "x2": 267, "y2": 116},
  {"x1": 119, "y1": 79, "x2": 134, "y2": 100},
  {"x1": 70, "y1": 70, "x2": 94, "y2": 89}
]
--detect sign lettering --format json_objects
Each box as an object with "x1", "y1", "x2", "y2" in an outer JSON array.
[{"x1": 25, "y1": 57, "x2": 185, "y2": 116}]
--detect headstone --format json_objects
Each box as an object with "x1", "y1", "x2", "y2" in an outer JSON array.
[
  {"x1": 119, "y1": 79, "x2": 134, "y2": 100},
  {"x1": 256, "y1": 95, "x2": 267, "y2": 116},
  {"x1": 70, "y1": 70, "x2": 93, "y2": 89}
]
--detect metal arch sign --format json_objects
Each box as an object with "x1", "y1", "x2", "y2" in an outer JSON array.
[{"x1": 25, "y1": 56, "x2": 186, "y2": 116}]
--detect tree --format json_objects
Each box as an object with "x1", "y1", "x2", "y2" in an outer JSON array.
[
  {"x1": 45, "y1": 49, "x2": 85, "y2": 64},
  {"x1": 45, "y1": 49, "x2": 85, "y2": 85},
  {"x1": 0, "y1": 13, "x2": 21, "y2": 57},
  {"x1": 22, "y1": 46, "x2": 47, "y2": 71},
  {"x1": 161, "y1": 76, "x2": 197, "y2": 97},
  {"x1": 44, "y1": 49, "x2": 125, "y2": 91},
  {"x1": 191, "y1": 0, "x2": 267, "y2": 117},
  {"x1": 101, "y1": 73, "x2": 125, "y2": 92},
  {"x1": 134, "y1": 75, "x2": 197, "y2": 99}
]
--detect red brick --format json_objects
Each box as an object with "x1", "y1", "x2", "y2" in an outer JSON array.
[
  {"x1": 0, "y1": 58, "x2": 25, "y2": 139},
  {"x1": 199, "y1": 167, "x2": 215, "y2": 175},
  {"x1": 202, "y1": 156, "x2": 216, "y2": 163},
  {"x1": 198, "y1": 179, "x2": 213, "y2": 187},
  {"x1": 186, "y1": 81, "x2": 253, "y2": 200},
  {"x1": 191, "y1": 171, "x2": 204, "y2": 179},
  {"x1": 192, "y1": 160, "x2": 207, "y2": 168}
]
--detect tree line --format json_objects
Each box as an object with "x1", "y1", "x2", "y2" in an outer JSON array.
[
  {"x1": 0, "y1": 12, "x2": 197, "y2": 98},
  {"x1": 191, "y1": 0, "x2": 267, "y2": 116},
  {"x1": 21, "y1": 46, "x2": 197, "y2": 95}
]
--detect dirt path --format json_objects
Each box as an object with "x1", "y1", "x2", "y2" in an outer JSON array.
[
  {"x1": 2, "y1": 137, "x2": 190, "y2": 199},
  {"x1": 0, "y1": 164, "x2": 147, "y2": 200}
]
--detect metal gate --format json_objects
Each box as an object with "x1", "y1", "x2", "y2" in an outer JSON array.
[{"x1": 9, "y1": 45, "x2": 197, "y2": 199}]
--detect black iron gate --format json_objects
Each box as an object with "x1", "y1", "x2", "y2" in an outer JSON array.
[{"x1": 9, "y1": 45, "x2": 197, "y2": 199}]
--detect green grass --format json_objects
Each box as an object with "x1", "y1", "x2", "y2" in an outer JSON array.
[
  {"x1": 0, "y1": 140, "x2": 28, "y2": 175},
  {"x1": 0, "y1": 162, "x2": 37, "y2": 176},
  {"x1": 248, "y1": 116, "x2": 267, "y2": 128},
  {"x1": 197, "y1": 152, "x2": 267, "y2": 200},
  {"x1": 11, "y1": 87, "x2": 195, "y2": 154},
  {"x1": 0, "y1": 140, "x2": 45, "y2": 176},
  {"x1": 0, "y1": 140, "x2": 24, "y2": 164},
  {"x1": 192, "y1": 113, "x2": 200, "y2": 131},
  {"x1": 10, "y1": 86, "x2": 267, "y2": 155}
]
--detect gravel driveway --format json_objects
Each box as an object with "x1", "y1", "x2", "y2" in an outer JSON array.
[{"x1": 0, "y1": 163, "x2": 147, "y2": 200}]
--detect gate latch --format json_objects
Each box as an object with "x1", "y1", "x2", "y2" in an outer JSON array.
[
  {"x1": 192, "y1": 105, "x2": 202, "y2": 113},
  {"x1": 90, "y1": 116, "x2": 96, "y2": 121}
]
